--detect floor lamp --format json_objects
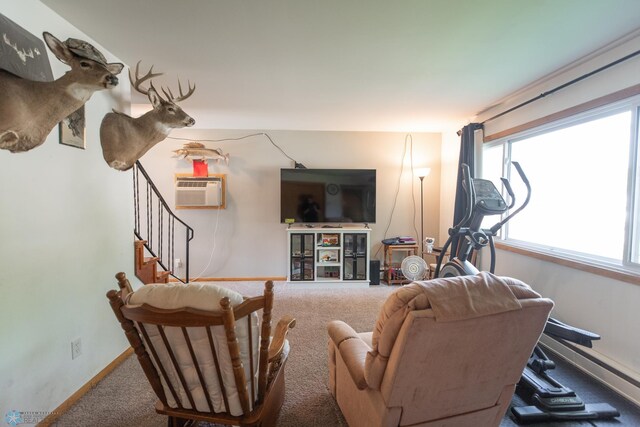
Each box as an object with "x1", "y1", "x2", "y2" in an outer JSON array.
[{"x1": 415, "y1": 168, "x2": 431, "y2": 255}]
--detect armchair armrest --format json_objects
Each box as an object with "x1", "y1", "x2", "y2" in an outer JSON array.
[
  {"x1": 328, "y1": 320, "x2": 370, "y2": 390},
  {"x1": 268, "y1": 315, "x2": 296, "y2": 362}
]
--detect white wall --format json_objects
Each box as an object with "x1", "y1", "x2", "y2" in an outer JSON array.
[
  {"x1": 471, "y1": 32, "x2": 640, "y2": 395},
  {"x1": 139, "y1": 129, "x2": 441, "y2": 279},
  {"x1": 0, "y1": 1, "x2": 134, "y2": 418}
]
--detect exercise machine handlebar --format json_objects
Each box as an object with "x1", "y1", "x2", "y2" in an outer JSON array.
[
  {"x1": 454, "y1": 163, "x2": 475, "y2": 230},
  {"x1": 435, "y1": 161, "x2": 530, "y2": 278},
  {"x1": 489, "y1": 161, "x2": 531, "y2": 235}
]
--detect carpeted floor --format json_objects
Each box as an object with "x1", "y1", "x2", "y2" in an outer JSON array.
[
  {"x1": 53, "y1": 281, "x2": 396, "y2": 427},
  {"x1": 52, "y1": 281, "x2": 639, "y2": 426}
]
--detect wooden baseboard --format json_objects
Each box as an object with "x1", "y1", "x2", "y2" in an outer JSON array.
[{"x1": 37, "y1": 347, "x2": 134, "y2": 427}]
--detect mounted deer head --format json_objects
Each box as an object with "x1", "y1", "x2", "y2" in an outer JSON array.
[
  {"x1": 0, "y1": 32, "x2": 124, "y2": 153},
  {"x1": 100, "y1": 61, "x2": 196, "y2": 171}
]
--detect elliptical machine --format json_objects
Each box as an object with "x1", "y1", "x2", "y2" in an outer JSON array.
[
  {"x1": 434, "y1": 162, "x2": 530, "y2": 278},
  {"x1": 434, "y1": 162, "x2": 620, "y2": 423}
]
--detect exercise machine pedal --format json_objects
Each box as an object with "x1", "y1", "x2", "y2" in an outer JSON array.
[
  {"x1": 511, "y1": 346, "x2": 620, "y2": 423},
  {"x1": 512, "y1": 403, "x2": 620, "y2": 423}
]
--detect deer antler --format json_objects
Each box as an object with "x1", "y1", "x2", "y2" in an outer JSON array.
[
  {"x1": 128, "y1": 61, "x2": 163, "y2": 95},
  {"x1": 161, "y1": 78, "x2": 196, "y2": 103}
]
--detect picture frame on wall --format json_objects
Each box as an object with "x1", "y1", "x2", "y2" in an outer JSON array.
[{"x1": 59, "y1": 105, "x2": 85, "y2": 149}]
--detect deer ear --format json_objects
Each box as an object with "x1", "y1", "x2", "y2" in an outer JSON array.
[
  {"x1": 147, "y1": 86, "x2": 162, "y2": 108},
  {"x1": 107, "y1": 63, "x2": 124, "y2": 75},
  {"x1": 43, "y1": 32, "x2": 74, "y2": 65}
]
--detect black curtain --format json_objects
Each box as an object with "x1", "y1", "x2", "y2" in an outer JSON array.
[{"x1": 450, "y1": 123, "x2": 483, "y2": 257}]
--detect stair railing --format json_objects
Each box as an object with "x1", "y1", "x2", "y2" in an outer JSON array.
[{"x1": 133, "y1": 161, "x2": 194, "y2": 283}]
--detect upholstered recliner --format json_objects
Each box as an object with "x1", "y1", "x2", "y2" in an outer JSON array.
[
  {"x1": 328, "y1": 272, "x2": 553, "y2": 427},
  {"x1": 108, "y1": 273, "x2": 295, "y2": 427}
]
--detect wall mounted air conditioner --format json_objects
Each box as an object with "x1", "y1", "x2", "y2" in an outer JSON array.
[{"x1": 175, "y1": 176, "x2": 223, "y2": 208}]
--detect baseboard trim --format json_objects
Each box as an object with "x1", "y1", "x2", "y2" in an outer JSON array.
[
  {"x1": 37, "y1": 347, "x2": 134, "y2": 427},
  {"x1": 170, "y1": 277, "x2": 287, "y2": 282},
  {"x1": 540, "y1": 335, "x2": 640, "y2": 407}
]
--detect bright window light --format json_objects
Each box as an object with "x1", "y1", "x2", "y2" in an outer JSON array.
[{"x1": 483, "y1": 101, "x2": 638, "y2": 267}]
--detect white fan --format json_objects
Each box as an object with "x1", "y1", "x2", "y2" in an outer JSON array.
[{"x1": 401, "y1": 255, "x2": 428, "y2": 281}]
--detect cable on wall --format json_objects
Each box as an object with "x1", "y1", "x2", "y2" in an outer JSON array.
[
  {"x1": 481, "y1": 48, "x2": 640, "y2": 125},
  {"x1": 409, "y1": 138, "x2": 419, "y2": 244},
  {"x1": 168, "y1": 132, "x2": 306, "y2": 168},
  {"x1": 190, "y1": 203, "x2": 222, "y2": 282},
  {"x1": 374, "y1": 133, "x2": 420, "y2": 260},
  {"x1": 169, "y1": 131, "x2": 303, "y2": 280}
]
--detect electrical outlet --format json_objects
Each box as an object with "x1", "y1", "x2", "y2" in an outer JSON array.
[
  {"x1": 71, "y1": 338, "x2": 82, "y2": 360},
  {"x1": 175, "y1": 258, "x2": 183, "y2": 268}
]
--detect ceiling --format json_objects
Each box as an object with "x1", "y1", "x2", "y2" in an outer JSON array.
[{"x1": 41, "y1": 0, "x2": 640, "y2": 132}]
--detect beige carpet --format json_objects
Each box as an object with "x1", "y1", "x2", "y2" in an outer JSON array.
[{"x1": 52, "y1": 281, "x2": 397, "y2": 427}]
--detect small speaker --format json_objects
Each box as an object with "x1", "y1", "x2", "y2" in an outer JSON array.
[{"x1": 369, "y1": 260, "x2": 381, "y2": 285}]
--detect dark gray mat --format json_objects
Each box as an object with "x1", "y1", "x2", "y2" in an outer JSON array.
[{"x1": 503, "y1": 354, "x2": 640, "y2": 426}]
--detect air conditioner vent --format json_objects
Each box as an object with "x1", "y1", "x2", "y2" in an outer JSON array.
[
  {"x1": 177, "y1": 181, "x2": 208, "y2": 188},
  {"x1": 175, "y1": 176, "x2": 224, "y2": 208}
]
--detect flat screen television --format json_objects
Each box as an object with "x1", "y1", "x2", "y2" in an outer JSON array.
[{"x1": 280, "y1": 168, "x2": 376, "y2": 224}]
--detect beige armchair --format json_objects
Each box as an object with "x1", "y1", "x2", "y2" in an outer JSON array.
[
  {"x1": 108, "y1": 273, "x2": 295, "y2": 427},
  {"x1": 327, "y1": 272, "x2": 553, "y2": 427}
]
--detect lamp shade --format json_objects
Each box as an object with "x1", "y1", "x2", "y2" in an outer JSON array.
[{"x1": 415, "y1": 167, "x2": 431, "y2": 178}]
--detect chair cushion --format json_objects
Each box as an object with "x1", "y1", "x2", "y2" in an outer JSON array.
[
  {"x1": 126, "y1": 283, "x2": 259, "y2": 416},
  {"x1": 364, "y1": 272, "x2": 541, "y2": 389},
  {"x1": 418, "y1": 273, "x2": 522, "y2": 321},
  {"x1": 127, "y1": 281, "x2": 244, "y2": 309}
]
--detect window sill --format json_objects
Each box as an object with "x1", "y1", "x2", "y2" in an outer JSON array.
[{"x1": 494, "y1": 241, "x2": 640, "y2": 286}]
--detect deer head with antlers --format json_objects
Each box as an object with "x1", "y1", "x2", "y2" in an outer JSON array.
[
  {"x1": 0, "y1": 32, "x2": 124, "y2": 153},
  {"x1": 100, "y1": 62, "x2": 196, "y2": 171}
]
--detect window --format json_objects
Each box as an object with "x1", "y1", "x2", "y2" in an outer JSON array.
[{"x1": 483, "y1": 95, "x2": 640, "y2": 272}]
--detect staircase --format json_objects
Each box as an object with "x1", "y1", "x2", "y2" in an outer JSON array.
[
  {"x1": 133, "y1": 161, "x2": 194, "y2": 284},
  {"x1": 135, "y1": 240, "x2": 171, "y2": 284}
]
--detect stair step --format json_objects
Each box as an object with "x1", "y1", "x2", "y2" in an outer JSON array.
[
  {"x1": 134, "y1": 240, "x2": 172, "y2": 285},
  {"x1": 156, "y1": 270, "x2": 171, "y2": 283},
  {"x1": 134, "y1": 241, "x2": 148, "y2": 270}
]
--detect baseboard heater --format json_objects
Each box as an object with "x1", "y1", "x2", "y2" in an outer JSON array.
[
  {"x1": 539, "y1": 334, "x2": 640, "y2": 409},
  {"x1": 543, "y1": 336, "x2": 640, "y2": 390}
]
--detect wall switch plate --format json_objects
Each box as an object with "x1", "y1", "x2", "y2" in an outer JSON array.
[
  {"x1": 71, "y1": 338, "x2": 82, "y2": 360},
  {"x1": 175, "y1": 258, "x2": 183, "y2": 268}
]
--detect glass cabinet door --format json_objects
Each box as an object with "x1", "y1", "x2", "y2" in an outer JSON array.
[
  {"x1": 343, "y1": 233, "x2": 367, "y2": 281},
  {"x1": 302, "y1": 234, "x2": 314, "y2": 256},
  {"x1": 290, "y1": 233, "x2": 314, "y2": 281},
  {"x1": 355, "y1": 234, "x2": 367, "y2": 256},
  {"x1": 344, "y1": 234, "x2": 354, "y2": 256}
]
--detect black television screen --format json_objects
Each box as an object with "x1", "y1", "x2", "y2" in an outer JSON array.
[{"x1": 280, "y1": 169, "x2": 376, "y2": 224}]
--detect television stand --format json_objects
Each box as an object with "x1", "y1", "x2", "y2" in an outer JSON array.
[{"x1": 286, "y1": 225, "x2": 371, "y2": 288}]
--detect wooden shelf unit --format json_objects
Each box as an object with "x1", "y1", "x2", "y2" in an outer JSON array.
[
  {"x1": 384, "y1": 244, "x2": 419, "y2": 285},
  {"x1": 286, "y1": 226, "x2": 370, "y2": 287}
]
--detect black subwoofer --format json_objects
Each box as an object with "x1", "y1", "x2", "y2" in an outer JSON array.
[{"x1": 369, "y1": 260, "x2": 380, "y2": 285}]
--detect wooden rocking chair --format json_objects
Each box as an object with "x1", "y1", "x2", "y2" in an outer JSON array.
[{"x1": 107, "y1": 273, "x2": 295, "y2": 427}]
